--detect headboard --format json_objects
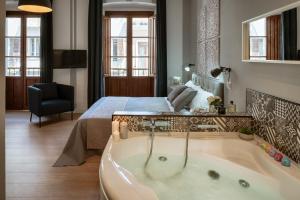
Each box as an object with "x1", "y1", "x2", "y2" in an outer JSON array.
[{"x1": 192, "y1": 73, "x2": 225, "y2": 101}]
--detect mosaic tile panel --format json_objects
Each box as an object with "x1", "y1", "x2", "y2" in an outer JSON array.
[
  {"x1": 206, "y1": 38, "x2": 220, "y2": 72},
  {"x1": 246, "y1": 89, "x2": 300, "y2": 163},
  {"x1": 113, "y1": 114, "x2": 253, "y2": 134},
  {"x1": 206, "y1": 0, "x2": 220, "y2": 39},
  {"x1": 196, "y1": 0, "x2": 220, "y2": 77}
]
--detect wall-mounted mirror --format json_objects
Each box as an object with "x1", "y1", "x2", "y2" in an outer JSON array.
[{"x1": 242, "y1": 1, "x2": 300, "y2": 64}]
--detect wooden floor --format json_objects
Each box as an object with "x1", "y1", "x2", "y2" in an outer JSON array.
[{"x1": 5, "y1": 111, "x2": 101, "y2": 200}]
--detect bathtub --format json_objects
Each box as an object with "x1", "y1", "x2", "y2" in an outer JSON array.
[{"x1": 99, "y1": 134, "x2": 300, "y2": 200}]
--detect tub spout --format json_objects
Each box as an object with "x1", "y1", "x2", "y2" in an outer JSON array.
[{"x1": 144, "y1": 119, "x2": 155, "y2": 168}]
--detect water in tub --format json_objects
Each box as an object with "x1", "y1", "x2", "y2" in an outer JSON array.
[{"x1": 120, "y1": 152, "x2": 284, "y2": 200}]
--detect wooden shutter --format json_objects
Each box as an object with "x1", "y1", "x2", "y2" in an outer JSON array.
[
  {"x1": 103, "y1": 16, "x2": 111, "y2": 76},
  {"x1": 267, "y1": 15, "x2": 281, "y2": 60}
]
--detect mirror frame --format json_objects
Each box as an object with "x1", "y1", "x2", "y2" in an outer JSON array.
[{"x1": 242, "y1": 1, "x2": 300, "y2": 64}]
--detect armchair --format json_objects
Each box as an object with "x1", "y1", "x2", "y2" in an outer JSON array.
[{"x1": 28, "y1": 83, "x2": 74, "y2": 127}]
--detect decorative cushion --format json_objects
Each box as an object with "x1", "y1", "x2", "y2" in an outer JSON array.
[
  {"x1": 172, "y1": 88, "x2": 197, "y2": 112},
  {"x1": 167, "y1": 85, "x2": 187, "y2": 102},
  {"x1": 185, "y1": 81, "x2": 212, "y2": 110},
  {"x1": 34, "y1": 83, "x2": 58, "y2": 100}
]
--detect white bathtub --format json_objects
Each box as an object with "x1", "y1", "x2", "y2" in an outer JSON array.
[{"x1": 99, "y1": 134, "x2": 300, "y2": 200}]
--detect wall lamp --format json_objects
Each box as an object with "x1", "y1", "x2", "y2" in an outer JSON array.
[
  {"x1": 184, "y1": 64, "x2": 196, "y2": 72},
  {"x1": 210, "y1": 66, "x2": 231, "y2": 78}
]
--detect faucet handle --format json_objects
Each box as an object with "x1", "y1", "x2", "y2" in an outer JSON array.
[{"x1": 150, "y1": 119, "x2": 156, "y2": 129}]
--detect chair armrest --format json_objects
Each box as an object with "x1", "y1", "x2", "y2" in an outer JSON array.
[
  {"x1": 57, "y1": 84, "x2": 74, "y2": 110},
  {"x1": 27, "y1": 86, "x2": 42, "y2": 116}
]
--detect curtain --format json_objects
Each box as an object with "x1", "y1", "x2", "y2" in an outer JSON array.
[
  {"x1": 40, "y1": 0, "x2": 53, "y2": 83},
  {"x1": 266, "y1": 15, "x2": 281, "y2": 60},
  {"x1": 282, "y1": 8, "x2": 298, "y2": 60},
  {"x1": 156, "y1": 0, "x2": 167, "y2": 97},
  {"x1": 88, "y1": 0, "x2": 103, "y2": 107}
]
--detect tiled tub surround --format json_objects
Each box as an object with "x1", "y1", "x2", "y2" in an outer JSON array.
[
  {"x1": 112, "y1": 112, "x2": 253, "y2": 133},
  {"x1": 247, "y1": 89, "x2": 300, "y2": 164}
]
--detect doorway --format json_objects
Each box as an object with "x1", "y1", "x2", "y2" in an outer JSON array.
[
  {"x1": 5, "y1": 12, "x2": 41, "y2": 110},
  {"x1": 103, "y1": 11, "x2": 156, "y2": 97}
]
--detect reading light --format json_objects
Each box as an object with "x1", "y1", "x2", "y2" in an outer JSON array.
[
  {"x1": 210, "y1": 66, "x2": 231, "y2": 78},
  {"x1": 184, "y1": 64, "x2": 195, "y2": 72},
  {"x1": 18, "y1": 0, "x2": 53, "y2": 13}
]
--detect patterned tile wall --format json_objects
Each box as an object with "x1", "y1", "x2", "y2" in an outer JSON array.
[
  {"x1": 113, "y1": 114, "x2": 253, "y2": 134},
  {"x1": 246, "y1": 89, "x2": 300, "y2": 163}
]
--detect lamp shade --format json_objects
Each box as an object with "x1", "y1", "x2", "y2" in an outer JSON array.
[
  {"x1": 210, "y1": 68, "x2": 223, "y2": 78},
  {"x1": 18, "y1": 0, "x2": 52, "y2": 13}
]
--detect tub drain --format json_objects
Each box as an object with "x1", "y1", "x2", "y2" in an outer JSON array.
[
  {"x1": 158, "y1": 156, "x2": 167, "y2": 162},
  {"x1": 239, "y1": 179, "x2": 250, "y2": 188},
  {"x1": 208, "y1": 170, "x2": 220, "y2": 180}
]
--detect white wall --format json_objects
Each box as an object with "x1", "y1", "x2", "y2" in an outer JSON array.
[
  {"x1": 0, "y1": 0, "x2": 5, "y2": 198},
  {"x1": 53, "y1": 0, "x2": 89, "y2": 113},
  {"x1": 220, "y1": 0, "x2": 300, "y2": 112},
  {"x1": 166, "y1": 0, "x2": 184, "y2": 84}
]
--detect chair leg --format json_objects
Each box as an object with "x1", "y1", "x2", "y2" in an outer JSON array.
[
  {"x1": 71, "y1": 112, "x2": 73, "y2": 120},
  {"x1": 30, "y1": 113, "x2": 33, "y2": 122},
  {"x1": 39, "y1": 117, "x2": 42, "y2": 128}
]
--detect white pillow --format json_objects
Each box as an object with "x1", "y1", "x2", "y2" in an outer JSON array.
[{"x1": 185, "y1": 81, "x2": 213, "y2": 110}]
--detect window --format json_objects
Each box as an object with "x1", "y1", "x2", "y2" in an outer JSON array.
[
  {"x1": 5, "y1": 14, "x2": 41, "y2": 77},
  {"x1": 132, "y1": 18, "x2": 150, "y2": 76},
  {"x1": 104, "y1": 12, "x2": 155, "y2": 77},
  {"x1": 249, "y1": 18, "x2": 267, "y2": 60},
  {"x1": 5, "y1": 17, "x2": 21, "y2": 76}
]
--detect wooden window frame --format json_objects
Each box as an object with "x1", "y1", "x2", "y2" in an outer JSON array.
[
  {"x1": 104, "y1": 11, "x2": 155, "y2": 78},
  {"x1": 6, "y1": 11, "x2": 41, "y2": 78}
]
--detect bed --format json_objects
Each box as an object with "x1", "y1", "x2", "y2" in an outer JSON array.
[{"x1": 54, "y1": 74, "x2": 224, "y2": 167}]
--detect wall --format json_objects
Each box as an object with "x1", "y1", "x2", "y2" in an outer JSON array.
[
  {"x1": 220, "y1": 0, "x2": 300, "y2": 112},
  {"x1": 53, "y1": 0, "x2": 89, "y2": 113},
  {"x1": 0, "y1": 0, "x2": 5, "y2": 198}
]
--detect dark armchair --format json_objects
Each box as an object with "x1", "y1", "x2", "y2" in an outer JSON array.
[{"x1": 28, "y1": 83, "x2": 74, "y2": 127}]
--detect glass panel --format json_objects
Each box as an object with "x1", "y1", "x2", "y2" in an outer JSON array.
[
  {"x1": 132, "y1": 57, "x2": 149, "y2": 76},
  {"x1": 27, "y1": 38, "x2": 40, "y2": 56},
  {"x1": 26, "y1": 68, "x2": 40, "y2": 77},
  {"x1": 111, "y1": 38, "x2": 127, "y2": 56},
  {"x1": 132, "y1": 38, "x2": 149, "y2": 56},
  {"x1": 5, "y1": 38, "x2": 21, "y2": 56},
  {"x1": 133, "y1": 57, "x2": 149, "y2": 69},
  {"x1": 250, "y1": 37, "x2": 266, "y2": 58},
  {"x1": 26, "y1": 57, "x2": 40, "y2": 68},
  {"x1": 27, "y1": 18, "x2": 41, "y2": 37},
  {"x1": 6, "y1": 18, "x2": 21, "y2": 37},
  {"x1": 132, "y1": 18, "x2": 149, "y2": 37},
  {"x1": 250, "y1": 18, "x2": 266, "y2": 36},
  {"x1": 111, "y1": 57, "x2": 127, "y2": 76},
  {"x1": 111, "y1": 18, "x2": 127, "y2": 37},
  {"x1": 5, "y1": 57, "x2": 21, "y2": 76}
]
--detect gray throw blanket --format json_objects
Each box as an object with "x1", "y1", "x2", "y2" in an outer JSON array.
[{"x1": 54, "y1": 97, "x2": 171, "y2": 167}]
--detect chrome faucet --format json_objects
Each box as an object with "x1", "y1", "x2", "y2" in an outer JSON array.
[
  {"x1": 144, "y1": 118, "x2": 155, "y2": 169},
  {"x1": 143, "y1": 118, "x2": 190, "y2": 172}
]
